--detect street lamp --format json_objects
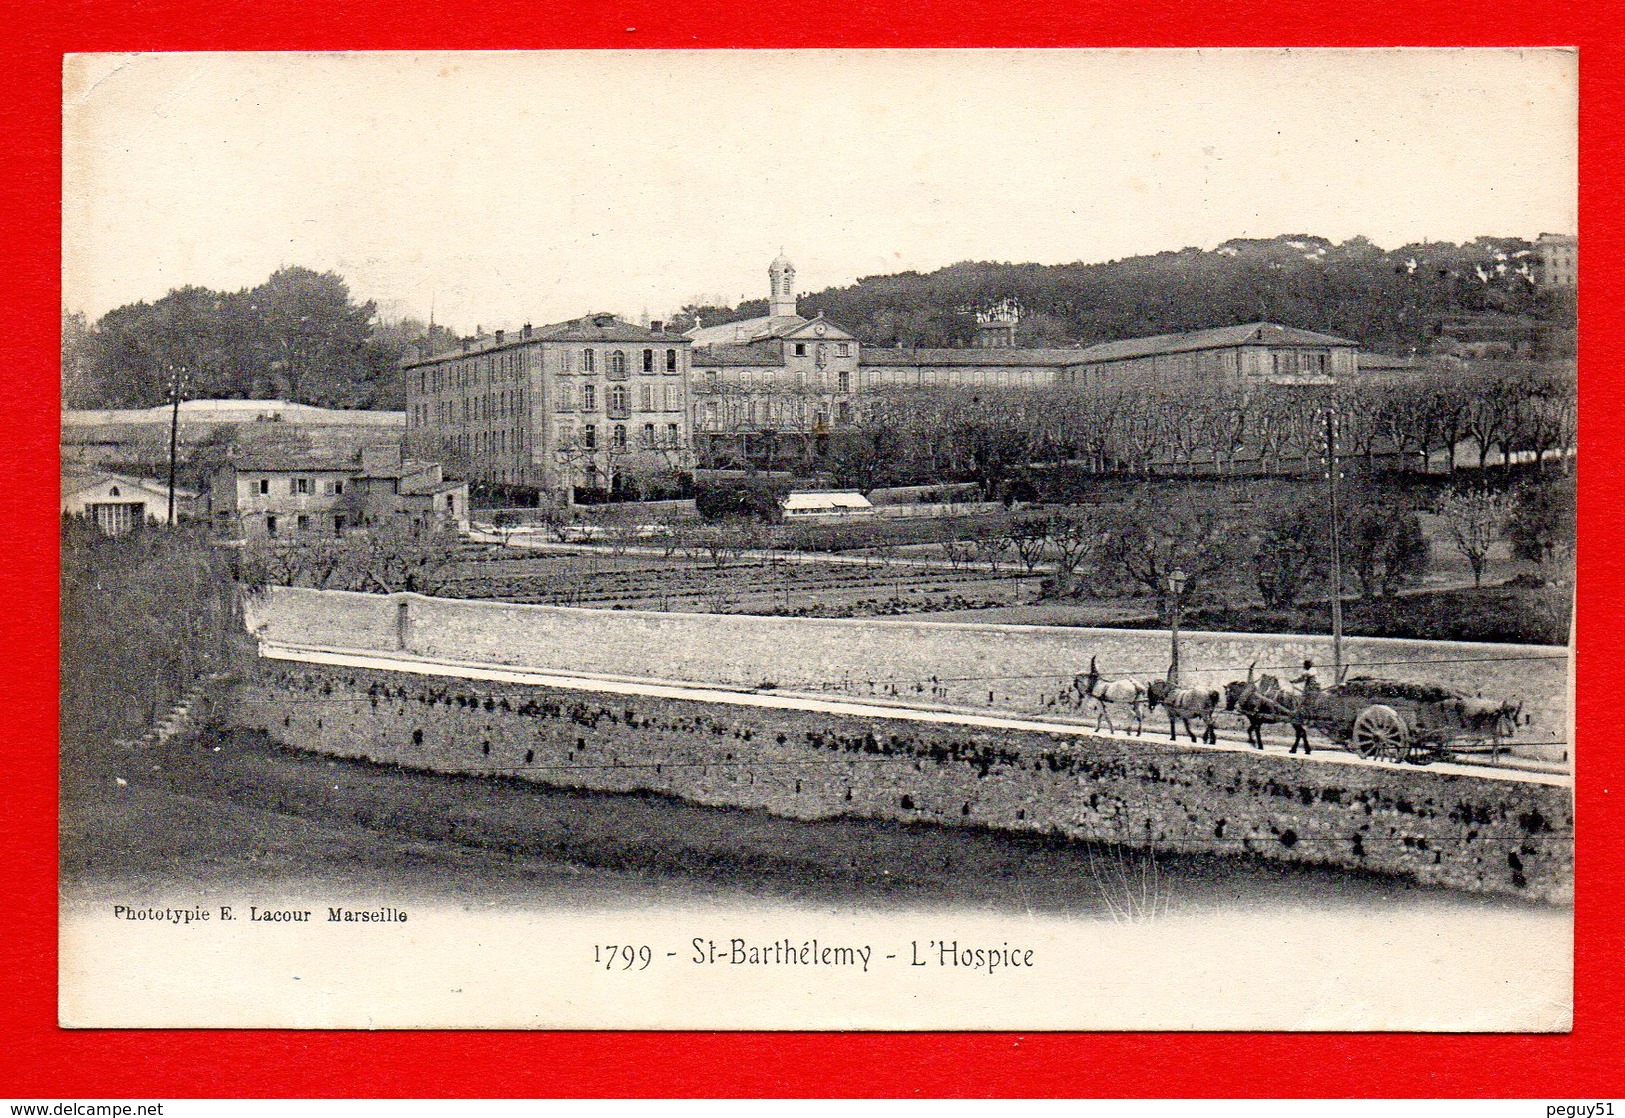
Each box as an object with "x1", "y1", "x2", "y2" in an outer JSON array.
[{"x1": 1166, "y1": 567, "x2": 1188, "y2": 685}]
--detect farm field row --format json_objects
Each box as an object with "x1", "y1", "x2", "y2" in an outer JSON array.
[{"x1": 440, "y1": 555, "x2": 1041, "y2": 616}]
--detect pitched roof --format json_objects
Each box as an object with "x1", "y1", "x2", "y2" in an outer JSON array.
[
  {"x1": 406, "y1": 314, "x2": 687, "y2": 365},
  {"x1": 220, "y1": 455, "x2": 357, "y2": 473},
  {"x1": 782, "y1": 490, "x2": 873, "y2": 511},
  {"x1": 686, "y1": 314, "x2": 811, "y2": 348},
  {"x1": 356, "y1": 459, "x2": 439, "y2": 480},
  {"x1": 690, "y1": 343, "x2": 785, "y2": 368},
  {"x1": 62, "y1": 469, "x2": 197, "y2": 500},
  {"x1": 860, "y1": 347, "x2": 1091, "y2": 368},
  {"x1": 1072, "y1": 322, "x2": 1357, "y2": 364},
  {"x1": 530, "y1": 314, "x2": 686, "y2": 344}
]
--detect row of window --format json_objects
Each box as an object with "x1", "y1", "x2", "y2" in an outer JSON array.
[
  {"x1": 700, "y1": 370, "x2": 853, "y2": 393},
  {"x1": 414, "y1": 346, "x2": 685, "y2": 398},
  {"x1": 412, "y1": 386, "x2": 528, "y2": 428},
  {"x1": 556, "y1": 422, "x2": 683, "y2": 451},
  {"x1": 417, "y1": 350, "x2": 533, "y2": 396},
  {"x1": 1271, "y1": 350, "x2": 1332, "y2": 377},
  {"x1": 564, "y1": 348, "x2": 682, "y2": 375},
  {"x1": 265, "y1": 512, "x2": 347, "y2": 538},
  {"x1": 448, "y1": 427, "x2": 530, "y2": 462},
  {"x1": 251, "y1": 477, "x2": 344, "y2": 497},
  {"x1": 861, "y1": 367, "x2": 1051, "y2": 388},
  {"x1": 696, "y1": 400, "x2": 851, "y2": 429},
  {"x1": 555, "y1": 382, "x2": 683, "y2": 414},
  {"x1": 790, "y1": 341, "x2": 850, "y2": 362}
]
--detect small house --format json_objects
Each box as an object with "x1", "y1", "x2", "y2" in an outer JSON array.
[{"x1": 61, "y1": 470, "x2": 199, "y2": 535}]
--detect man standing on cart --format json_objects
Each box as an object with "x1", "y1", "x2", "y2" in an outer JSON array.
[{"x1": 1291, "y1": 659, "x2": 1321, "y2": 698}]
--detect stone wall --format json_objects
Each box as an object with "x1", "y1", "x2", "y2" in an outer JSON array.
[
  {"x1": 241, "y1": 662, "x2": 1574, "y2": 904},
  {"x1": 246, "y1": 587, "x2": 1571, "y2": 750}
]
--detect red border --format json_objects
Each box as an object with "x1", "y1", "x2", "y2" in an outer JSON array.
[{"x1": 4, "y1": 2, "x2": 1621, "y2": 1099}]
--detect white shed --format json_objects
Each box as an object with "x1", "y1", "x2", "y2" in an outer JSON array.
[
  {"x1": 61, "y1": 470, "x2": 198, "y2": 535},
  {"x1": 780, "y1": 490, "x2": 875, "y2": 518}
]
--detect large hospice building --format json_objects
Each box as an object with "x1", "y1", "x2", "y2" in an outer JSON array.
[{"x1": 402, "y1": 314, "x2": 693, "y2": 502}]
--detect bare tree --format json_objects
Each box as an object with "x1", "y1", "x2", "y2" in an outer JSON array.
[
  {"x1": 1008, "y1": 514, "x2": 1050, "y2": 574},
  {"x1": 1434, "y1": 487, "x2": 1512, "y2": 587},
  {"x1": 971, "y1": 523, "x2": 1012, "y2": 573},
  {"x1": 1045, "y1": 508, "x2": 1109, "y2": 597}
]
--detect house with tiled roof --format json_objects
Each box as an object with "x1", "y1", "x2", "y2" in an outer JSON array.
[{"x1": 210, "y1": 443, "x2": 468, "y2": 540}]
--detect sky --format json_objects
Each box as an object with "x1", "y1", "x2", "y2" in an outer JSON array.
[{"x1": 62, "y1": 49, "x2": 1577, "y2": 332}]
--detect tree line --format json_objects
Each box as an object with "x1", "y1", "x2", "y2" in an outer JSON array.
[
  {"x1": 62, "y1": 266, "x2": 458, "y2": 411},
  {"x1": 814, "y1": 362, "x2": 1575, "y2": 497},
  {"x1": 679, "y1": 234, "x2": 1572, "y2": 355}
]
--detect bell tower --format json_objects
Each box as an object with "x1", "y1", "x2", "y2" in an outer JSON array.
[{"x1": 768, "y1": 250, "x2": 797, "y2": 317}]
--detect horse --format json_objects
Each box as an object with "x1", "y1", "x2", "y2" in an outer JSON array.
[
  {"x1": 1223, "y1": 664, "x2": 1311, "y2": 754},
  {"x1": 1072, "y1": 655, "x2": 1146, "y2": 736},
  {"x1": 1146, "y1": 678, "x2": 1221, "y2": 744}
]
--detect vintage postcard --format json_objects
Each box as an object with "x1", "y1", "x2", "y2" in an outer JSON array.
[{"x1": 58, "y1": 48, "x2": 1576, "y2": 1030}]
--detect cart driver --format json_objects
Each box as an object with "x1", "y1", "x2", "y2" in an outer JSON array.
[{"x1": 1292, "y1": 659, "x2": 1321, "y2": 699}]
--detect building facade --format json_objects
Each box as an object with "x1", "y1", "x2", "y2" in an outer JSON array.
[
  {"x1": 1055, "y1": 322, "x2": 1358, "y2": 390},
  {"x1": 404, "y1": 314, "x2": 692, "y2": 503},
  {"x1": 61, "y1": 470, "x2": 200, "y2": 535},
  {"x1": 1537, "y1": 233, "x2": 1577, "y2": 290},
  {"x1": 210, "y1": 444, "x2": 469, "y2": 541},
  {"x1": 688, "y1": 254, "x2": 862, "y2": 467},
  {"x1": 688, "y1": 254, "x2": 1357, "y2": 469}
]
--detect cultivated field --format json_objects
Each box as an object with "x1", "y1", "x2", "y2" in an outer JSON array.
[{"x1": 441, "y1": 551, "x2": 1047, "y2": 618}]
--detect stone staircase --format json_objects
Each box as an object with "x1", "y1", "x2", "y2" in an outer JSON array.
[{"x1": 115, "y1": 672, "x2": 232, "y2": 749}]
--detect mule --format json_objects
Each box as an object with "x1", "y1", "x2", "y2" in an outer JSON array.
[
  {"x1": 1147, "y1": 678, "x2": 1220, "y2": 744},
  {"x1": 1223, "y1": 664, "x2": 1311, "y2": 754},
  {"x1": 1073, "y1": 655, "x2": 1146, "y2": 736}
]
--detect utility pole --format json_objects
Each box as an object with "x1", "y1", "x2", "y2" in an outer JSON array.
[
  {"x1": 1325, "y1": 407, "x2": 1344, "y2": 684},
  {"x1": 166, "y1": 363, "x2": 188, "y2": 526}
]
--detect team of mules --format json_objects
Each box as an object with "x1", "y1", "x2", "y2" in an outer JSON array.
[
  {"x1": 1073, "y1": 659, "x2": 1522, "y2": 753},
  {"x1": 1072, "y1": 656, "x2": 1220, "y2": 744}
]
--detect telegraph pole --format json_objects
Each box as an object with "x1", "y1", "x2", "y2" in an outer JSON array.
[
  {"x1": 1325, "y1": 407, "x2": 1344, "y2": 684},
  {"x1": 166, "y1": 363, "x2": 187, "y2": 526}
]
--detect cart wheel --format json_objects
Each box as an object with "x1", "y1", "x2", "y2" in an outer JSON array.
[{"x1": 1352, "y1": 705, "x2": 1409, "y2": 762}]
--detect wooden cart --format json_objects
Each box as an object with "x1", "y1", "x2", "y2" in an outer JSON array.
[{"x1": 1299, "y1": 677, "x2": 1513, "y2": 765}]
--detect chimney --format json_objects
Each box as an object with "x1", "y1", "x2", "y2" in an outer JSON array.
[
  {"x1": 522, "y1": 323, "x2": 533, "y2": 340},
  {"x1": 650, "y1": 320, "x2": 664, "y2": 334},
  {"x1": 461, "y1": 338, "x2": 471, "y2": 352},
  {"x1": 495, "y1": 329, "x2": 505, "y2": 345}
]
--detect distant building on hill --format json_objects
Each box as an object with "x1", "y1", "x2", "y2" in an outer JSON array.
[
  {"x1": 1536, "y1": 233, "x2": 1577, "y2": 290},
  {"x1": 1431, "y1": 313, "x2": 1543, "y2": 360}
]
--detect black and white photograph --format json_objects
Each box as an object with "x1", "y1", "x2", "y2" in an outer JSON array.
[{"x1": 58, "y1": 48, "x2": 1576, "y2": 1029}]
